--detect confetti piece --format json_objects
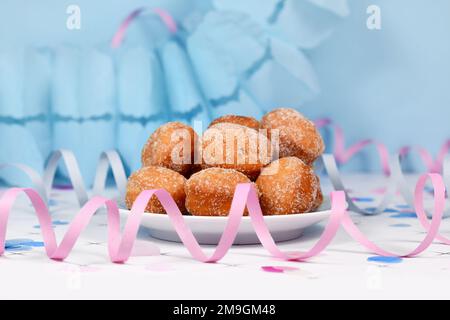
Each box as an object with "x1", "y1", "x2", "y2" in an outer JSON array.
[
  {"x1": 396, "y1": 204, "x2": 411, "y2": 209},
  {"x1": 5, "y1": 245, "x2": 33, "y2": 252},
  {"x1": 367, "y1": 256, "x2": 402, "y2": 264},
  {"x1": 261, "y1": 266, "x2": 299, "y2": 273},
  {"x1": 383, "y1": 208, "x2": 399, "y2": 213},
  {"x1": 21, "y1": 241, "x2": 45, "y2": 247},
  {"x1": 351, "y1": 197, "x2": 374, "y2": 202},
  {"x1": 4, "y1": 239, "x2": 45, "y2": 251},
  {"x1": 52, "y1": 220, "x2": 69, "y2": 226},
  {"x1": 34, "y1": 225, "x2": 55, "y2": 229},
  {"x1": 5, "y1": 239, "x2": 34, "y2": 246},
  {"x1": 390, "y1": 212, "x2": 417, "y2": 219}
]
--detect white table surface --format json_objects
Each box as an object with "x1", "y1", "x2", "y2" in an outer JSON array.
[{"x1": 1, "y1": 174, "x2": 449, "y2": 300}]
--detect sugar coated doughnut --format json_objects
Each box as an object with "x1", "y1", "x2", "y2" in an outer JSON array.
[
  {"x1": 142, "y1": 122, "x2": 198, "y2": 177},
  {"x1": 201, "y1": 123, "x2": 272, "y2": 180},
  {"x1": 261, "y1": 108, "x2": 324, "y2": 164},
  {"x1": 125, "y1": 166, "x2": 187, "y2": 214},
  {"x1": 209, "y1": 115, "x2": 260, "y2": 131},
  {"x1": 311, "y1": 176, "x2": 324, "y2": 211},
  {"x1": 185, "y1": 168, "x2": 254, "y2": 216},
  {"x1": 256, "y1": 157, "x2": 320, "y2": 215}
]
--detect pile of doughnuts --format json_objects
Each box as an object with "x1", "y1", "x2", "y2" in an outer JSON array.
[{"x1": 125, "y1": 108, "x2": 325, "y2": 216}]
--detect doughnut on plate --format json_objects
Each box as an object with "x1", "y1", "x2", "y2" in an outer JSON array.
[{"x1": 119, "y1": 197, "x2": 337, "y2": 245}]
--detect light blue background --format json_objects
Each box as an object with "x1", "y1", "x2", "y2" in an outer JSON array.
[{"x1": 1, "y1": 0, "x2": 449, "y2": 170}]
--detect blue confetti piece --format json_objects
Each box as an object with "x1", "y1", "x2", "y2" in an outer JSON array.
[
  {"x1": 368, "y1": 256, "x2": 403, "y2": 264},
  {"x1": 4, "y1": 244, "x2": 22, "y2": 250},
  {"x1": 390, "y1": 223, "x2": 411, "y2": 228},
  {"x1": 21, "y1": 241, "x2": 45, "y2": 247},
  {"x1": 33, "y1": 225, "x2": 56, "y2": 229},
  {"x1": 5, "y1": 239, "x2": 45, "y2": 251},
  {"x1": 396, "y1": 204, "x2": 411, "y2": 209},
  {"x1": 34, "y1": 220, "x2": 69, "y2": 228},
  {"x1": 5, "y1": 239, "x2": 33, "y2": 246},
  {"x1": 52, "y1": 220, "x2": 69, "y2": 226},
  {"x1": 5, "y1": 245, "x2": 33, "y2": 252},
  {"x1": 390, "y1": 212, "x2": 417, "y2": 219},
  {"x1": 352, "y1": 197, "x2": 374, "y2": 202},
  {"x1": 383, "y1": 208, "x2": 399, "y2": 213}
]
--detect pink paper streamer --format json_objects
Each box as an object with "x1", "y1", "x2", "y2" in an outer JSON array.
[
  {"x1": 399, "y1": 142, "x2": 450, "y2": 174},
  {"x1": 315, "y1": 118, "x2": 391, "y2": 175},
  {"x1": 0, "y1": 174, "x2": 446, "y2": 264},
  {"x1": 111, "y1": 7, "x2": 177, "y2": 49},
  {"x1": 316, "y1": 118, "x2": 450, "y2": 174}
]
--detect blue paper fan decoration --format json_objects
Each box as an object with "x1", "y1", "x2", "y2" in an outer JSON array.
[{"x1": 0, "y1": 0, "x2": 348, "y2": 186}]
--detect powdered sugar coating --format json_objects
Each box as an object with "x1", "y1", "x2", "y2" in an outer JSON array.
[
  {"x1": 209, "y1": 115, "x2": 260, "y2": 130},
  {"x1": 312, "y1": 179, "x2": 324, "y2": 211},
  {"x1": 256, "y1": 157, "x2": 320, "y2": 215},
  {"x1": 141, "y1": 122, "x2": 198, "y2": 177},
  {"x1": 261, "y1": 108, "x2": 324, "y2": 164},
  {"x1": 125, "y1": 166, "x2": 187, "y2": 214},
  {"x1": 185, "y1": 168, "x2": 256, "y2": 216},
  {"x1": 201, "y1": 123, "x2": 273, "y2": 180}
]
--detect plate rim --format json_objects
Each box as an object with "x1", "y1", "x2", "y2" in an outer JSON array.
[
  {"x1": 118, "y1": 207, "x2": 332, "y2": 221},
  {"x1": 118, "y1": 195, "x2": 334, "y2": 221}
]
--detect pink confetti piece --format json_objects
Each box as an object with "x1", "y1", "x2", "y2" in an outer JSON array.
[{"x1": 261, "y1": 266, "x2": 299, "y2": 273}]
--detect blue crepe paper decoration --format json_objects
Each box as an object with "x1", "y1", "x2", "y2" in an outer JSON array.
[{"x1": 0, "y1": 1, "x2": 348, "y2": 186}]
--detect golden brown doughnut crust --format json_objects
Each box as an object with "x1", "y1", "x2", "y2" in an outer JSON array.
[
  {"x1": 185, "y1": 168, "x2": 254, "y2": 216},
  {"x1": 209, "y1": 115, "x2": 260, "y2": 131},
  {"x1": 141, "y1": 122, "x2": 198, "y2": 177},
  {"x1": 261, "y1": 108, "x2": 324, "y2": 165},
  {"x1": 125, "y1": 166, "x2": 187, "y2": 214},
  {"x1": 201, "y1": 123, "x2": 273, "y2": 180},
  {"x1": 256, "y1": 157, "x2": 319, "y2": 215},
  {"x1": 311, "y1": 175, "x2": 324, "y2": 211}
]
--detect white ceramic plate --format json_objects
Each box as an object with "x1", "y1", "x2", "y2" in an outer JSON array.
[{"x1": 119, "y1": 197, "x2": 333, "y2": 245}]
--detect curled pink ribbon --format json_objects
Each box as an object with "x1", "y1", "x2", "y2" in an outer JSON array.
[
  {"x1": 341, "y1": 173, "x2": 446, "y2": 257},
  {"x1": 0, "y1": 173, "x2": 447, "y2": 264},
  {"x1": 315, "y1": 118, "x2": 391, "y2": 175},
  {"x1": 111, "y1": 7, "x2": 177, "y2": 49},
  {"x1": 316, "y1": 118, "x2": 450, "y2": 174},
  {"x1": 399, "y1": 141, "x2": 450, "y2": 174}
]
